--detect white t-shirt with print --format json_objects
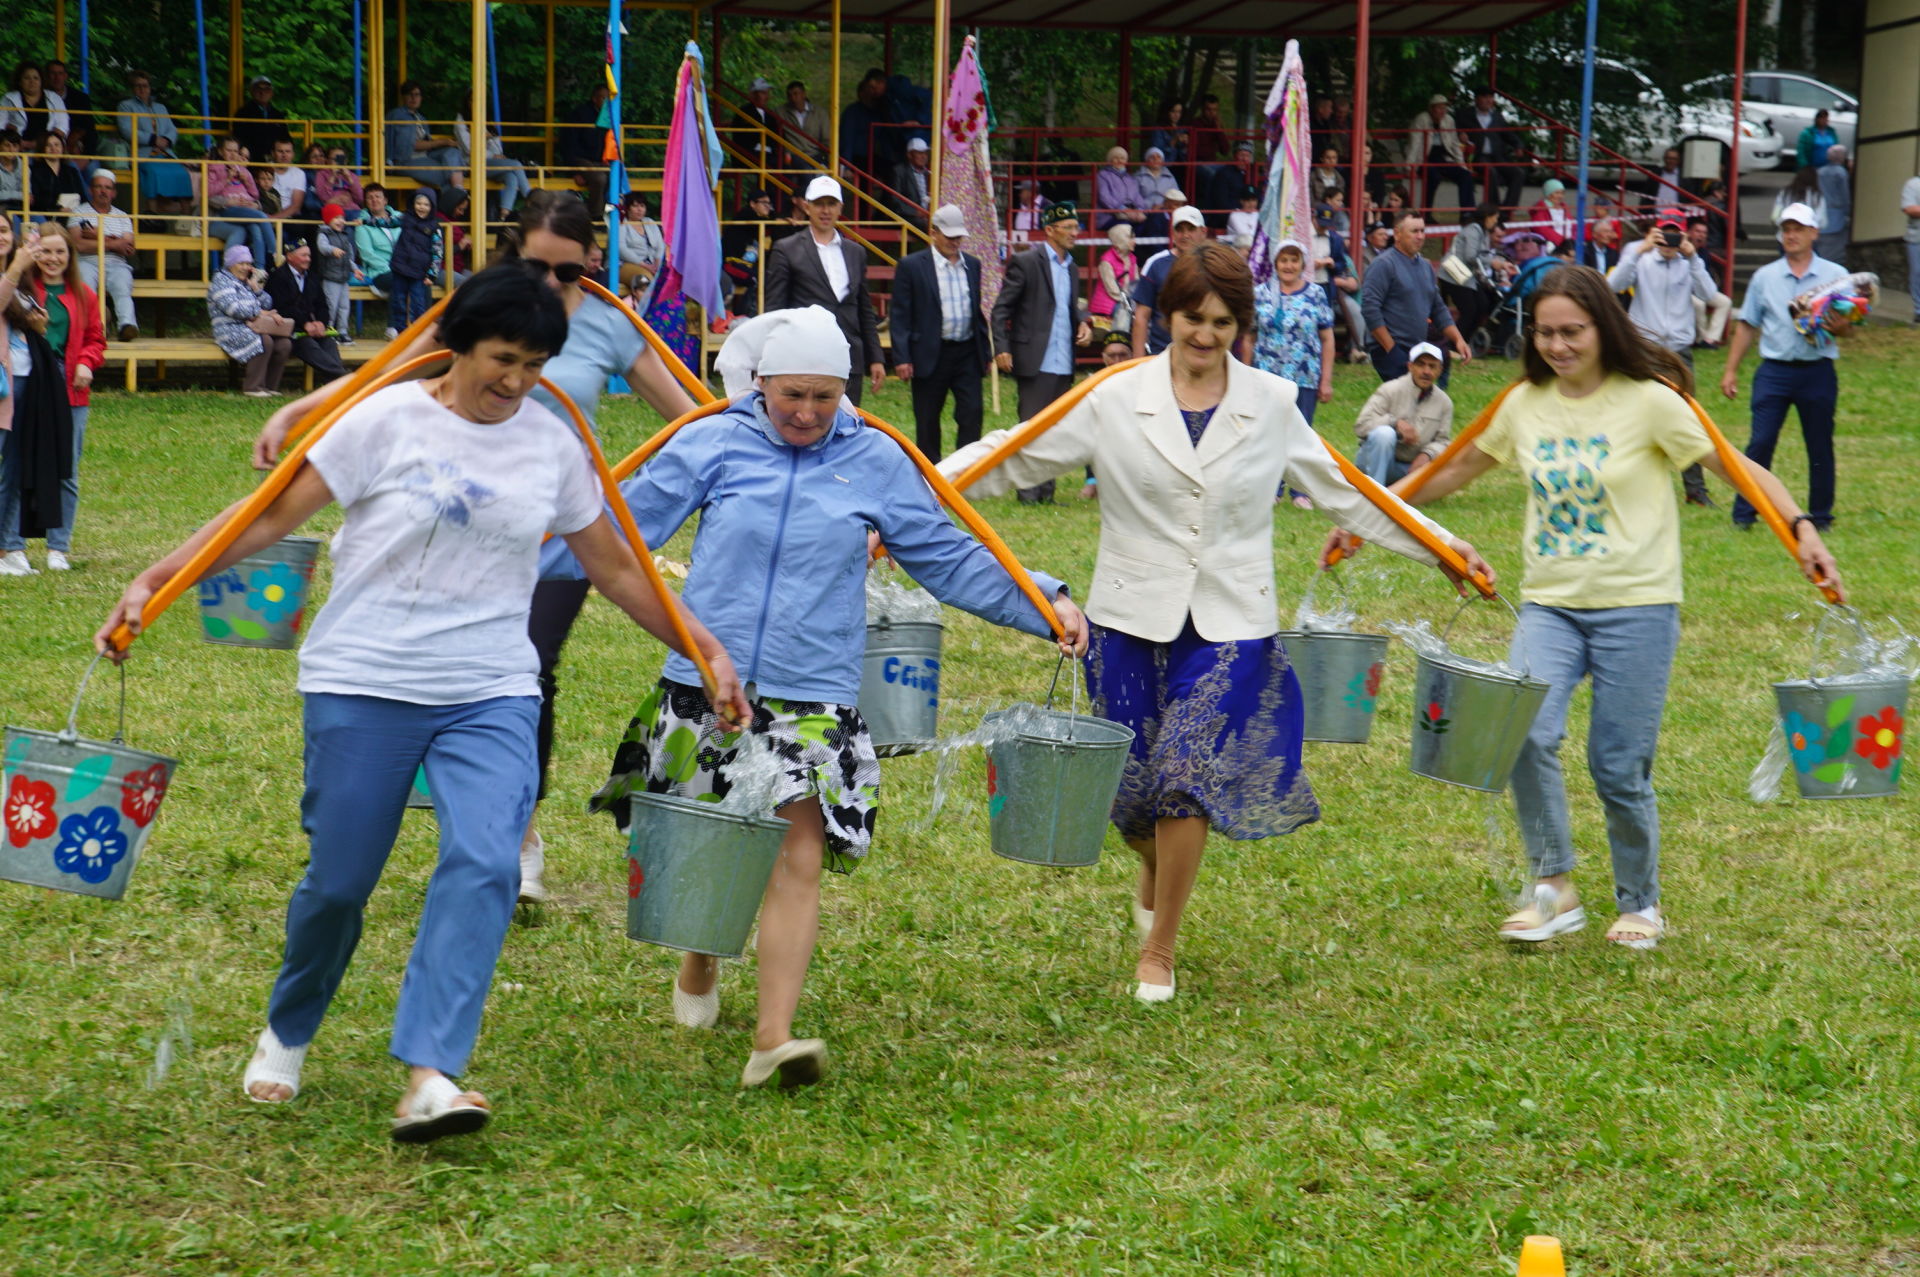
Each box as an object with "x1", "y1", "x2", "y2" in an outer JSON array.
[{"x1": 298, "y1": 381, "x2": 603, "y2": 704}]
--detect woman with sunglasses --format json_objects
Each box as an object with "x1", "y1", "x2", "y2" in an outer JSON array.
[
  {"x1": 1327, "y1": 266, "x2": 1845, "y2": 951},
  {"x1": 253, "y1": 189, "x2": 703, "y2": 902}
]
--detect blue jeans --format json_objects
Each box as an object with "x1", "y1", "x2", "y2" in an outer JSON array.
[
  {"x1": 209, "y1": 206, "x2": 275, "y2": 268},
  {"x1": 268, "y1": 693, "x2": 539, "y2": 1076},
  {"x1": 1508, "y1": 603, "x2": 1680, "y2": 915},
  {"x1": 0, "y1": 401, "x2": 85, "y2": 552},
  {"x1": 1907, "y1": 242, "x2": 1920, "y2": 320},
  {"x1": 1732, "y1": 358, "x2": 1837, "y2": 526},
  {"x1": 1354, "y1": 424, "x2": 1411, "y2": 485},
  {"x1": 391, "y1": 277, "x2": 430, "y2": 330}
]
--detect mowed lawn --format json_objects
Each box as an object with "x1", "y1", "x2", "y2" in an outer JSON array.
[{"x1": 2, "y1": 330, "x2": 1917, "y2": 1276}]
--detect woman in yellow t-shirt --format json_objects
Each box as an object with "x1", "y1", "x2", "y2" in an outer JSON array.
[{"x1": 1329, "y1": 266, "x2": 1844, "y2": 949}]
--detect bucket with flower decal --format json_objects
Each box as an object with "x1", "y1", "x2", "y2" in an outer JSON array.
[
  {"x1": 1279, "y1": 570, "x2": 1389, "y2": 744},
  {"x1": 1408, "y1": 596, "x2": 1550, "y2": 793},
  {"x1": 1772, "y1": 608, "x2": 1908, "y2": 800},
  {"x1": 197, "y1": 536, "x2": 323, "y2": 649},
  {"x1": 3, "y1": 655, "x2": 180, "y2": 901}
]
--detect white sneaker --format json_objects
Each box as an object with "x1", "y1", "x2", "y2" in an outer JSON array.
[
  {"x1": 0, "y1": 550, "x2": 36, "y2": 576},
  {"x1": 45, "y1": 550, "x2": 71, "y2": 572},
  {"x1": 517, "y1": 832, "x2": 549, "y2": 902}
]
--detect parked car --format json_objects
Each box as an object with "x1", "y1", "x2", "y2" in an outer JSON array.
[{"x1": 1684, "y1": 71, "x2": 1857, "y2": 167}]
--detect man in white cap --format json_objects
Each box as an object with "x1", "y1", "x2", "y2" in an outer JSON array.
[
  {"x1": 740, "y1": 77, "x2": 778, "y2": 171},
  {"x1": 1404, "y1": 92, "x2": 1473, "y2": 215},
  {"x1": 71, "y1": 169, "x2": 140, "y2": 342},
  {"x1": 763, "y1": 175, "x2": 887, "y2": 404},
  {"x1": 889, "y1": 136, "x2": 933, "y2": 229},
  {"x1": 889, "y1": 204, "x2": 989, "y2": 459},
  {"x1": 1130, "y1": 204, "x2": 1209, "y2": 359},
  {"x1": 1719, "y1": 201, "x2": 1850, "y2": 531},
  {"x1": 1352, "y1": 341, "x2": 1452, "y2": 484}
]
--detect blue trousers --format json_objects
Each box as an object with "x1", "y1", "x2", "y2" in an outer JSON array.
[
  {"x1": 1354, "y1": 424, "x2": 1412, "y2": 485},
  {"x1": 391, "y1": 277, "x2": 430, "y2": 331},
  {"x1": 1507, "y1": 603, "x2": 1679, "y2": 915},
  {"x1": 209, "y1": 207, "x2": 275, "y2": 269},
  {"x1": 1908, "y1": 243, "x2": 1920, "y2": 321},
  {"x1": 268, "y1": 693, "x2": 539, "y2": 1076},
  {"x1": 1732, "y1": 358, "x2": 1837, "y2": 526}
]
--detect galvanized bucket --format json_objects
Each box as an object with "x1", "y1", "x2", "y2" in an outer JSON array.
[
  {"x1": 1280, "y1": 569, "x2": 1389, "y2": 744},
  {"x1": 1408, "y1": 596, "x2": 1551, "y2": 793},
  {"x1": 2, "y1": 655, "x2": 180, "y2": 900},
  {"x1": 1772, "y1": 607, "x2": 1908, "y2": 799},
  {"x1": 986, "y1": 659, "x2": 1135, "y2": 868},
  {"x1": 858, "y1": 616, "x2": 943, "y2": 756},
  {"x1": 626, "y1": 793, "x2": 789, "y2": 958},
  {"x1": 198, "y1": 535, "x2": 323, "y2": 649}
]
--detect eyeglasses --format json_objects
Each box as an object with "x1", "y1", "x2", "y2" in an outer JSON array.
[
  {"x1": 523, "y1": 257, "x2": 586, "y2": 284},
  {"x1": 1528, "y1": 322, "x2": 1592, "y2": 344}
]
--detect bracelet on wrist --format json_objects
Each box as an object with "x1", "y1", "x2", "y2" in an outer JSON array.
[{"x1": 1789, "y1": 514, "x2": 1817, "y2": 539}]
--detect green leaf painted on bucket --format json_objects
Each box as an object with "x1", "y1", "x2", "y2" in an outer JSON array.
[
  {"x1": 661, "y1": 726, "x2": 700, "y2": 784},
  {"x1": 1822, "y1": 726, "x2": 1851, "y2": 762},
  {"x1": 988, "y1": 794, "x2": 1007, "y2": 818},
  {"x1": 65, "y1": 753, "x2": 115, "y2": 802},
  {"x1": 1812, "y1": 760, "x2": 1846, "y2": 784},
  {"x1": 1824, "y1": 695, "x2": 1855, "y2": 730},
  {"x1": 201, "y1": 615, "x2": 233, "y2": 639},
  {"x1": 1890, "y1": 757, "x2": 1904, "y2": 788},
  {"x1": 5, "y1": 735, "x2": 30, "y2": 767},
  {"x1": 231, "y1": 618, "x2": 271, "y2": 641}
]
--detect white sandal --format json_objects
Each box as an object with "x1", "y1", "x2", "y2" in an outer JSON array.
[
  {"x1": 1606, "y1": 907, "x2": 1663, "y2": 950},
  {"x1": 242, "y1": 1027, "x2": 308, "y2": 1103},
  {"x1": 1500, "y1": 883, "x2": 1587, "y2": 943},
  {"x1": 391, "y1": 1074, "x2": 491, "y2": 1144}
]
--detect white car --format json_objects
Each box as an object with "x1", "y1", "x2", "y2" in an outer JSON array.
[{"x1": 1684, "y1": 72, "x2": 1857, "y2": 168}]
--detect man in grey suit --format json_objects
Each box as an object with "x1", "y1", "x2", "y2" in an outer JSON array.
[
  {"x1": 890, "y1": 204, "x2": 989, "y2": 460},
  {"x1": 764, "y1": 176, "x2": 887, "y2": 403},
  {"x1": 993, "y1": 202, "x2": 1092, "y2": 502}
]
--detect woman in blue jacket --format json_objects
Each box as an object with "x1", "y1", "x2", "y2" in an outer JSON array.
[{"x1": 572, "y1": 307, "x2": 1088, "y2": 1089}]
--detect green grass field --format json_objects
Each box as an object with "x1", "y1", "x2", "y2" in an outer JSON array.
[{"x1": 2, "y1": 333, "x2": 1917, "y2": 1275}]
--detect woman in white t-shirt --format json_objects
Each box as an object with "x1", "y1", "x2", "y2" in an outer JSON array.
[
  {"x1": 1329, "y1": 266, "x2": 1843, "y2": 950},
  {"x1": 97, "y1": 264, "x2": 748, "y2": 1143}
]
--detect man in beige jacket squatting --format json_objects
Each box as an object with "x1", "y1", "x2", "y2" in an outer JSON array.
[{"x1": 1353, "y1": 341, "x2": 1453, "y2": 484}]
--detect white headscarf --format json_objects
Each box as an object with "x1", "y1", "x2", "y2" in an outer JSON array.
[{"x1": 714, "y1": 306, "x2": 852, "y2": 398}]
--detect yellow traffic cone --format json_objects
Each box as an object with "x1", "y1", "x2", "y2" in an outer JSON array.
[{"x1": 1516, "y1": 1235, "x2": 1566, "y2": 1277}]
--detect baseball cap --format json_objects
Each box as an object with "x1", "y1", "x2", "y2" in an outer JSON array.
[
  {"x1": 906, "y1": 136, "x2": 930, "y2": 153},
  {"x1": 1777, "y1": 201, "x2": 1819, "y2": 229},
  {"x1": 749, "y1": 77, "x2": 775, "y2": 92},
  {"x1": 250, "y1": 75, "x2": 273, "y2": 88},
  {"x1": 1407, "y1": 341, "x2": 1444, "y2": 364},
  {"x1": 804, "y1": 176, "x2": 844, "y2": 203},
  {"x1": 1171, "y1": 205, "x2": 1206, "y2": 230},
  {"x1": 930, "y1": 204, "x2": 968, "y2": 237}
]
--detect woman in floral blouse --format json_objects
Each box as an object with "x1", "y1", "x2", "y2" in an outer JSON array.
[{"x1": 1251, "y1": 239, "x2": 1334, "y2": 508}]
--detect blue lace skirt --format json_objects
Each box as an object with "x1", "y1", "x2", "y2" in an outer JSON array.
[{"x1": 1084, "y1": 618, "x2": 1320, "y2": 842}]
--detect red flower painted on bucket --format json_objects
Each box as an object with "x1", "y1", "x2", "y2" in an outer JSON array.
[
  {"x1": 628, "y1": 859, "x2": 645, "y2": 899},
  {"x1": 1364, "y1": 663, "x2": 1384, "y2": 698},
  {"x1": 985, "y1": 759, "x2": 999, "y2": 796},
  {"x1": 1855, "y1": 706, "x2": 1904, "y2": 770},
  {"x1": 6, "y1": 773, "x2": 58, "y2": 848},
  {"x1": 1417, "y1": 701, "x2": 1451, "y2": 734},
  {"x1": 119, "y1": 764, "x2": 169, "y2": 829}
]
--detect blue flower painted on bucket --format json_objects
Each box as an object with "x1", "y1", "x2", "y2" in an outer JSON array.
[
  {"x1": 52, "y1": 806, "x2": 130, "y2": 884},
  {"x1": 1781, "y1": 711, "x2": 1826, "y2": 774},
  {"x1": 245, "y1": 561, "x2": 307, "y2": 624}
]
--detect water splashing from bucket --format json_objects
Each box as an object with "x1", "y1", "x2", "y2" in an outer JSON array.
[
  {"x1": 713, "y1": 729, "x2": 794, "y2": 820},
  {"x1": 144, "y1": 997, "x2": 194, "y2": 1089},
  {"x1": 1380, "y1": 617, "x2": 1527, "y2": 679},
  {"x1": 866, "y1": 572, "x2": 943, "y2": 625},
  {"x1": 923, "y1": 702, "x2": 1054, "y2": 826}
]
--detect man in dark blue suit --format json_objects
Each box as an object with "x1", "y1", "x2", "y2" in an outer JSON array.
[{"x1": 889, "y1": 203, "x2": 990, "y2": 460}]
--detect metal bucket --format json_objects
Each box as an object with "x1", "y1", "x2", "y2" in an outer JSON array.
[
  {"x1": 858, "y1": 617, "x2": 943, "y2": 756},
  {"x1": 198, "y1": 535, "x2": 323, "y2": 649},
  {"x1": 1772, "y1": 608, "x2": 1908, "y2": 799},
  {"x1": 1407, "y1": 597, "x2": 1551, "y2": 793},
  {"x1": 985, "y1": 701, "x2": 1135, "y2": 869},
  {"x1": 625, "y1": 793, "x2": 789, "y2": 958},
  {"x1": 2, "y1": 656, "x2": 180, "y2": 900},
  {"x1": 1281, "y1": 630, "x2": 1390, "y2": 744}
]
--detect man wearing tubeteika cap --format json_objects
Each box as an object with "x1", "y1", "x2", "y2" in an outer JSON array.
[
  {"x1": 889, "y1": 204, "x2": 989, "y2": 460},
  {"x1": 764, "y1": 175, "x2": 887, "y2": 403},
  {"x1": 1719, "y1": 202, "x2": 1850, "y2": 530},
  {"x1": 993, "y1": 201, "x2": 1093, "y2": 502},
  {"x1": 1352, "y1": 341, "x2": 1452, "y2": 484}
]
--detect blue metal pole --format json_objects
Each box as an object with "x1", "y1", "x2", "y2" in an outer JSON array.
[
  {"x1": 195, "y1": 0, "x2": 214, "y2": 153},
  {"x1": 486, "y1": 3, "x2": 502, "y2": 128},
  {"x1": 608, "y1": 0, "x2": 625, "y2": 253},
  {"x1": 78, "y1": 0, "x2": 91, "y2": 91},
  {"x1": 354, "y1": 0, "x2": 364, "y2": 166},
  {"x1": 1574, "y1": 0, "x2": 1597, "y2": 257}
]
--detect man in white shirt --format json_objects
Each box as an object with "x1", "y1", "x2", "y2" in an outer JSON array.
[
  {"x1": 1608, "y1": 219, "x2": 1720, "y2": 505},
  {"x1": 762, "y1": 176, "x2": 886, "y2": 403},
  {"x1": 72, "y1": 170, "x2": 140, "y2": 342},
  {"x1": 268, "y1": 138, "x2": 308, "y2": 224}
]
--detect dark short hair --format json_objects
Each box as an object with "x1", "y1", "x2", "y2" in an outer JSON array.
[
  {"x1": 620, "y1": 190, "x2": 650, "y2": 214},
  {"x1": 860, "y1": 68, "x2": 887, "y2": 87},
  {"x1": 440, "y1": 261, "x2": 570, "y2": 357},
  {"x1": 1392, "y1": 209, "x2": 1425, "y2": 228},
  {"x1": 362, "y1": 181, "x2": 386, "y2": 196},
  {"x1": 1156, "y1": 241, "x2": 1254, "y2": 339},
  {"x1": 511, "y1": 188, "x2": 596, "y2": 256},
  {"x1": 398, "y1": 79, "x2": 422, "y2": 95},
  {"x1": 786, "y1": 80, "x2": 805, "y2": 93}
]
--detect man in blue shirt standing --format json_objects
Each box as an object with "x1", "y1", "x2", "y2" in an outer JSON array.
[
  {"x1": 1720, "y1": 202, "x2": 1849, "y2": 529},
  {"x1": 994, "y1": 202, "x2": 1092, "y2": 502},
  {"x1": 1360, "y1": 211, "x2": 1471, "y2": 385}
]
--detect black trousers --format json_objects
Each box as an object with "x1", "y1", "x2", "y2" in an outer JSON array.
[
  {"x1": 527, "y1": 577, "x2": 594, "y2": 801},
  {"x1": 292, "y1": 334, "x2": 346, "y2": 382},
  {"x1": 1014, "y1": 371, "x2": 1074, "y2": 503},
  {"x1": 910, "y1": 339, "x2": 985, "y2": 461}
]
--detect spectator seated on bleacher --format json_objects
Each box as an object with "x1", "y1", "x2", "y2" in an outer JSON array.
[
  {"x1": 208, "y1": 245, "x2": 294, "y2": 397},
  {"x1": 454, "y1": 114, "x2": 530, "y2": 216},
  {"x1": 264, "y1": 240, "x2": 346, "y2": 383},
  {"x1": 777, "y1": 80, "x2": 826, "y2": 165},
  {"x1": 27, "y1": 130, "x2": 85, "y2": 219},
  {"x1": 0, "y1": 127, "x2": 24, "y2": 216},
  {"x1": 737, "y1": 77, "x2": 778, "y2": 172},
  {"x1": 616, "y1": 190, "x2": 665, "y2": 299},
  {"x1": 721, "y1": 188, "x2": 775, "y2": 318},
  {"x1": 206, "y1": 136, "x2": 277, "y2": 269},
  {"x1": 106, "y1": 72, "x2": 196, "y2": 214},
  {"x1": 265, "y1": 139, "x2": 310, "y2": 229},
  {"x1": 312, "y1": 147, "x2": 366, "y2": 217},
  {"x1": 72, "y1": 170, "x2": 140, "y2": 342},
  {"x1": 233, "y1": 76, "x2": 292, "y2": 171},
  {"x1": 1, "y1": 63, "x2": 69, "y2": 151},
  {"x1": 353, "y1": 183, "x2": 401, "y2": 313},
  {"x1": 890, "y1": 138, "x2": 931, "y2": 231},
  {"x1": 1095, "y1": 147, "x2": 1147, "y2": 231},
  {"x1": 385, "y1": 81, "x2": 466, "y2": 191},
  {"x1": 838, "y1": 69, "x2": 893, "y2": 174}
]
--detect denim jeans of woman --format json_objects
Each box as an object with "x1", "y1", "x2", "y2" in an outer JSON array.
[
  {"x1": 210, "y1": 206, "x2": 275, "y2": 270},
  {"x1": 1507, "y1": 602, "x2": 1680, "y2": 916}
]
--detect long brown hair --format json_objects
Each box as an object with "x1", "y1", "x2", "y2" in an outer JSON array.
[{"x1": 1521, "y1": 265, "x2": 1693, "y2": 397}]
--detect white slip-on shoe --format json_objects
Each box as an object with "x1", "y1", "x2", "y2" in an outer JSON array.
[
  {"x1": 672, "y1": 971, "x2": 720, "y2": 1029},
  {"x1": 741, "y1": 1038, "x2": 827, "y2": 1089},
  {"x1": 0, "y1": 550, "x2": 37, "y2": 576},
  {"x1": 517, "y1": 832, "x2": 548, "y2": 903},
  {"x1": 1133, "y1": 969, "x2": 1176, "y2": 1004},
  {"x1": 45, "y1": 551, "x2": 71, "y2": 571},
  {"x1": 391, "y1": 1074, "x2": 490, "y2": 1144},
  {"x1": 241, "y1": 1026, "x2": 308, "y2": 1103}
]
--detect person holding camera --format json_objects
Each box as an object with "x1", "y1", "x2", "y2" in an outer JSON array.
[{"x1": 207, "y1": 244, "x2": 294, "y2": 397}]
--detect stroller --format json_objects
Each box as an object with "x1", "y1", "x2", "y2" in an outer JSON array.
[{"x1": 1471, "y1": 230, "x2": 1557, "y2": 360}]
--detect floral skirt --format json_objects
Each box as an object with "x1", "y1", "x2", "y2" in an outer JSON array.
[
  {"x1": 589, "y1": 679, "x2": 881, "y2": 874},
  {"x1": 643, "y1": 289, "x2": 698, "y2": 370},
  {"x1": 1084, "y1": 619, "x2": 1320, "y2": 842}
]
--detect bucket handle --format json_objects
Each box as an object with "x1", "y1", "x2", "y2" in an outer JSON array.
[
  {"x1": 1043, "y1": 652, "x2": 1083, "y2": 741},
  {"x1": 1439, "y1": 593, "x2": 1532, "y2": 680},
  {"x1": 1296, "y1": 565, "x2": 1352, "y2": 629},
  {"x1": 1806, "y1": 604, "x2": 1870, "y2": 686},
  {"x1": 62, "y1": 651, "x2": 128, "y2": 746}
]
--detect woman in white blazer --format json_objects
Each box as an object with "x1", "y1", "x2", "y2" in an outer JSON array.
[{"x1": 940, "y1": 244, "x2": 1492, "y2": 1003}]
